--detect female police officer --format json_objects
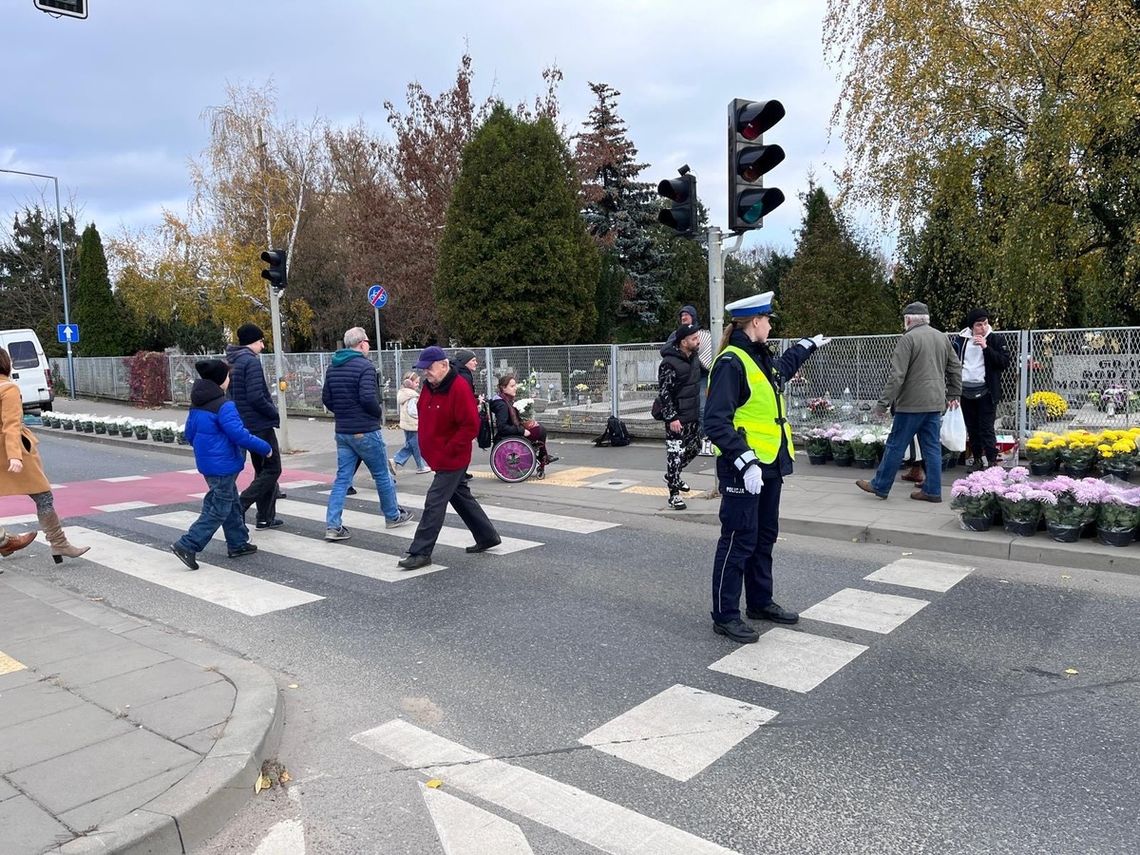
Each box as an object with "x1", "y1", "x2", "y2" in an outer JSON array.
[{"x1": 704, "y1": 291, "x2": 830, "y2": 643}]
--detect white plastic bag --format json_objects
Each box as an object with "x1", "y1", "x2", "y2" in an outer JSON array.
[{"x1": 940, "y1": 406, "x2": 967, "y2": 452}]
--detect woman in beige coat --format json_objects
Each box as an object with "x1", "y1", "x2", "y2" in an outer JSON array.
[{"x1": 0, "y1": 347, "x2": 88, "y2": 563}]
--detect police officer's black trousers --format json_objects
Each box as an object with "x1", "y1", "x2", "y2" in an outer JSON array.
[{"x1": 711, "y1": 465, "x2": 782, "y2": 623}]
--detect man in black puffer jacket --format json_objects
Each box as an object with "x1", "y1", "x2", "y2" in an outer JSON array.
[
  {"x1": 225, "y1": 323, "x2": 283, "y2": 529},
  {"x1": 657, "y1": 323, "x2": 703, "y2": 510}
]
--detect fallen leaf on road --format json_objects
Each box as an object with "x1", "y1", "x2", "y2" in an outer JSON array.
[
  {"x1": 287, "y1": 683, "x2": 299, "y2": 689},
  {"x1": 255, "y1": 774, "x2": 271, "y2": 794},
  {"x1": 425, "y1": 779, "x2": 443, "y2": 789},
  {"x1": 1064, "y1": 668, "x2": 1079, "y2": 675},
  {"x1": 280, "y1": 770, "x2": 292, "y2": 784},
  {"x1": 1060, "y1": 575, "x2": 1071, "y2": 580}
]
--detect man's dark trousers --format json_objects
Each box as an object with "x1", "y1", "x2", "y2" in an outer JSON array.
[
  {"x1": 406, "y1": 469, "x2": 498, "y2": 557},
  {"x1": 962, "y1": 393, "x2": 998, "y2": 464},
  {"x1": 240, "y1": 427, "x2": 281, "y2": 524}
]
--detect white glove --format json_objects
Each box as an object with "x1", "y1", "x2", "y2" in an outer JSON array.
[
  {"x1": 810, "y1": 334, "x2": 831, "y2": 348},
  {"x1": 743, "y1": 465, "x2": 763, "y2": 495}
]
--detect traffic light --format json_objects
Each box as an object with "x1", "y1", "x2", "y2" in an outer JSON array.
[
  {"x1": 657, "y1": 166, "x2": 697, "y2": 237},
  {"x1": 728, "y1": 98, "x2": 786, "y2": 232},
  {"x1": 34, "y1": 0, "x2": 87, "y2": 19},
  {"x1": 260, "y1": 249, "x2": 287, "y2": 291}
]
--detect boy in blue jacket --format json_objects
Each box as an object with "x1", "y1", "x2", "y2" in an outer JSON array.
[{"x1": 170, "y1": 360, "x2": 272, "y2": 571}]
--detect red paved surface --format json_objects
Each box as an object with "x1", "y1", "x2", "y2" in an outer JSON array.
[{"x1": 0, "y1": 467, "x2": 332, "y2": 519}]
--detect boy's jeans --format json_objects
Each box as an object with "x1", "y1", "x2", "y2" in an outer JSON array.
[
  {"x1": 327, "y1": 431, "x2": 400, "y2": 529},
  {"x1": 393, "y1": 430, "x2": 426, "y2": 469},
  {"x1": 177, "y1": 474, "x2": 249, "y2": 553}
]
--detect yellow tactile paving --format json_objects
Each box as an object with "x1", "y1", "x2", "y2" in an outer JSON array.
[
  {"x1": 0, "y1": 651, "x2": 27, "y2": 676},
  {"x1": 529, "y1": 466, "x2": 614, "y2": 487},
  {"x1": 621, "y1": 485, "x2": 671, "y2": 496}
]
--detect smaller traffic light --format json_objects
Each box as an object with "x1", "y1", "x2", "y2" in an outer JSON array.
[
  {"x1": 728, "y1": 98, "x2": 786, "y2": 232},
  {"x1": 260, "y1": 249, "x2": 287, "y2": 291},
  {"x1": 657, "y1": 166, "x2": 697, "y2": 237}
]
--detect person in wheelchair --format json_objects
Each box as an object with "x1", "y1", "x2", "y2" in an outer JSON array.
[{"x1": 490, "y1": 373, "x2": 558, "y2": 476}]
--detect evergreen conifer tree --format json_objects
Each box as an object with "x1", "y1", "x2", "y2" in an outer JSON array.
[
  {"x1": 437, "y1": 104, "x2": 599, "y2": 345},
  {"x1": 779, "y1": 185, "x2": 897, "y2": 336},
  {"x1": 72, "y1": 224, "x2": 121, "y2": 355}
]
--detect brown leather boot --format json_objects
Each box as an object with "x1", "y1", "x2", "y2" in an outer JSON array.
[
  {"x1": 0, "y1": 531, "x2": 37, "y2": 557},
  {"x1": 37, "y1": 510, "x2": 90, "y2": 564},
  {"x1": 900, "y1": 464, "x2": 924, "y2": 485}
]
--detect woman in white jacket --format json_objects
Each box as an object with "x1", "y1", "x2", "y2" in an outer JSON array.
[{"x1": 392, "y1": 372, "x2": 430, "y2": 473}]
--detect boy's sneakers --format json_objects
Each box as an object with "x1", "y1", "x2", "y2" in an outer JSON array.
[
  {"x1": 415, "y1": 467, "x2": 432, "y2": 474},
  {"x1": 325, "y1": 526, "x2": 351, "y2": 541},
  {"x1": 385, "y1": 508, "x2": 414, "y2": 529},
  {"x1": 668, "y1": 494, "x2": 687, "y2": 510},
  {"x1": 227, "y1": 543, "x2": 258, "y2": 558},
  {"x1": 664, "y1": 476, "x2": 691, "y2": 493},
  {"x1": 346, "y1": 486, "x2": 358, "y2": 496},
  {"x1": 170, "y1": 543, "x2": 198, "y2": 571},
  {"x1": 255, "y1": 518, "x2": 284, "y2": 530}
]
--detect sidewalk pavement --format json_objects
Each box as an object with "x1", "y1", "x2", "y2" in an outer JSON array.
[
  {"x1": 0, "y1": 573, "x2": 282, "y2": 854},
  {"x1": 42, "y1": 397, "x2": 1140, "y2": 578}
]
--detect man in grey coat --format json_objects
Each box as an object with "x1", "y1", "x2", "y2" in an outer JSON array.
[{"x1": 857, "y1": 302, "x2": 962, "y2": 502}]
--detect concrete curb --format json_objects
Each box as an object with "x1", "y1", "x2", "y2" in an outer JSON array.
[
  {"x1": 32, "y1": 426, "x2": 196, "y2": 458},
  {"x1": 41, "y1": 618, "x2": 284, "y2": 854}
]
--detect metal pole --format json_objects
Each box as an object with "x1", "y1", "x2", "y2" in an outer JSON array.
[
  {"x1": 1017, "y1": 329, "x2": 1030, "y2": 464},
  {"x1": 374, "y1": 306, "x2": 382, "y2": 352},
  {"x1": 609, "y1": 344, "x2": 619, "y2": 417},
  {"x1": 269, "y1": 285, "x2": 291, "y2": 452},
  {"x1": 0, "y1": 168, "x2": 76, "y2": 398},
  {"x1": 708, "y1": 226, "x2": 724, "y2": 349}
]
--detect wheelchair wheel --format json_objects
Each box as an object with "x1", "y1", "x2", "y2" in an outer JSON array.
[{"x1": 490, "y1": 437, "x2": 538, "y2": 483}]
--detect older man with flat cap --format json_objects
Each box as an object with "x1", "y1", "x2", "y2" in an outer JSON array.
[
  {"x1": 856, "y1": 301, "x2": 962, "y2": 503},
  {"x1": 704, "y1": 291, "x2": 830, "y2": 644},
  {"x1": 397, "y1": 346, "x2": 500, "y2": 570}
]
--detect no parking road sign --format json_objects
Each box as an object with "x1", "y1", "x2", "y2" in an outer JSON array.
[{"x1": 367, "y1": 284, "x2": 388, "y2": 309}]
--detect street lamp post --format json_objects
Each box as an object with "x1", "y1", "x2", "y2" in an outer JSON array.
[{"x1": 0, "y1": 167, "x2": 76, "y2": 399}]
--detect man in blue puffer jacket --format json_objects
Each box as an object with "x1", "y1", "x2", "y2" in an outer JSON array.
[{"x1": 170, "y1": 360, "x2": 272, "y2": 571}]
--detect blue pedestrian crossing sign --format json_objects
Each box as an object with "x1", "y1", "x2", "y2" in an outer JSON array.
[
  {"x1": 367, "y1": 284, "x2": 388, "y2": 309},
  {"x1": 57, "y1": 324, "x2": 79, "y2": 344}
]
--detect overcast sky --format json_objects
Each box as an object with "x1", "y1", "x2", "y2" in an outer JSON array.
[{"x1": 0, "y1": 0, "x2": 856, "y2": 257}]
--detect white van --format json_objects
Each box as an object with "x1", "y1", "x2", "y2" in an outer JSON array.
[{"x1": 0, "y1": 329, "x2": 54, "y2": 412}]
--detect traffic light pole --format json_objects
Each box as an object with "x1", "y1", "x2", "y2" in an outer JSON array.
[
  {"x1": 269, "y1": 285, "x2": 292, "y2": 453},
  {"x1": 707, "y1": 226, "x2": 744, "y2": 348}
]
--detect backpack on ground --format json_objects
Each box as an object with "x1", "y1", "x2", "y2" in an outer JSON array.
[{"x1": 594, "y1": 415, "x2": 630, "y2": 447}]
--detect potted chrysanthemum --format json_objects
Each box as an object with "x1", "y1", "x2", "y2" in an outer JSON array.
[
  {"x1": 1024, "y1": 432, "x2": 1062, "y2": 476},
  {"x1": 1059, "y1": 431, "x2": 1098, "y2": 478},
  {"x1": 997, "y1": 480, "x2": 1054, "y2": 537},
  {"x1": 950, "y1": 467, "x2": 1004, "y2": 531},
  {"x1": 1096, "y1": 487, "x2": 1140, "y2": 547},
  {"x1": 1039, "y1": 476, "x2": 1103, "y2": 542}
]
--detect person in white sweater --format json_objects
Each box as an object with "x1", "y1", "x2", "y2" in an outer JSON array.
[{"x1": 392, "y1": 371, "x2": 431, "y2": 473}]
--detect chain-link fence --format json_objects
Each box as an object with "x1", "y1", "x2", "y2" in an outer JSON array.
[{"x1": 48, "y1": 327, "x2": 1140, "y2": 454}]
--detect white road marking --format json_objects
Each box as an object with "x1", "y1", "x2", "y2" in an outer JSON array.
[
  {"x1": 276, "y1": 499, "x2": 541, "y2": 554},
  {"x1": 278, "y1": 479, "x2": 327, "y2": 490},
  {"x1": 99, "y1": 475, "x2": 151, "y2": 482},
  {"x1": 353, "y1": 719, "x2": 743, "y2": 855},
  {"x1": 139, "y1": 511, "x2": 445, "y2": 581},
  {"x1": 421, "y1": 783, "x2": 535, "y2": 855},
  {"x1": 64, "y1": 527, "x2": 323, "y2": 616},
  {"x1": 709, "y1": 628, "x2": 869, "y2": 693},
  {"x1": 92, "y1": 501, "x2": 157, "y2": 513},
  {"x1": 865, "y1": 558, "x2": 974, "y2": 592},
  {"x1": 252, "y1": 818, "x2": 305, "y2": 854},
  {"x1": 322, "y1": 490, "x2": 618, "y2": 533},
  {"x1": 801, "y1": 588, "x2": 930, "y2": 634},
  {"x1": 579, "y1": 684, "x2": 777, "y2": 781},
  {"x1": 177, "y1": 468, "x2": 200, "y2": 474},
  {"x1": 0, "y1": 514, "x2": 39, "y2": 526}
]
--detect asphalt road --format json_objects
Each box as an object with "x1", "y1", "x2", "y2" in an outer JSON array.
[{"x1": 14, "y1": 435, "x2": 1140, "y2": 855}]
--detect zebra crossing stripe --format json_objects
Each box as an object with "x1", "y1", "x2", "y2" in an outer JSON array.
[
  {"x1": 63, "y1": 527, "x2": 323, "y2": 616},
  {"x1": 421, "y1": 783, "x2": 535, "y2": 855},
  {"x1": 138, "y1": 511, "x2": 446, "y2": 581},
  {"x1": 353, "y1": 719, "x2": 743, "y2": 855},
  {"x1": 275, "y1": 499, "x2": 541, "y2": 555},
  {"x1": 864, "y1": 558, "x2": 974, "y2": 592},
  {"x1": 799, "y1": 588, "x2": 929, "y2": 634},
  {"x1": 709, "y1": 628, "x2": 869, "y2": 694},
  {"x1": 395, "y1": 493, "x2": 618, "y2": 534}
]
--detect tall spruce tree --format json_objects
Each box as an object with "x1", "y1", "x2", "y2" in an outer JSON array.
[
  {"x1": 779, "y1": 185, "x2": 897, "y2": 337},
  {"x1": 72, "y1": 224, "x2": 120, "y2": 356},
  {"x1": 573, "y1": 82, "x2": 669, "y2": 328},
  {"x1": 0, "y1": 207, "x2": 80, "y2": 356},
  {"x1": 436, "y1": 104, "x2": 599, "y2": 345}
]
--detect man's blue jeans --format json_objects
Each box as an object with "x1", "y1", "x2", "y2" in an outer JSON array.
[
  {"x1": 177, "y1": 473, "x2": 248, "y2": 553},
  {"x1": 327, "y1": 431, "x2": 400, "y2": 528},
  {"x1": 870, "y1": 411, "x2": 944, "y2": 497}
]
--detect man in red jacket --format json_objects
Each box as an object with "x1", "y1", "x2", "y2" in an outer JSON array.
[{"x1": 396, "y1": 346, "x2": 500, "y2": 570}]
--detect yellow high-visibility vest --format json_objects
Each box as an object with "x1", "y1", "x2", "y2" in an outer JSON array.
[{"x1": 714, "y1": 344, "x2": 794, "y2": 463}]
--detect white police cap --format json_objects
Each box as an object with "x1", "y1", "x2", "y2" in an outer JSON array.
[{"x1": 725, "y1": 291, "x2": 776, "y2": 319}]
